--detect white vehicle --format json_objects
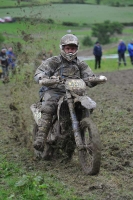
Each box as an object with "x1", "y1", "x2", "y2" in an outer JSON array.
[{"x1": 0, "y1": 18, "x2": 5, "y2": 23}]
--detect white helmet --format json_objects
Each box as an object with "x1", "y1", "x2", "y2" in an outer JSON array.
[{"x1": 60, "y1": 34, "x2": 79, "y2": 61}]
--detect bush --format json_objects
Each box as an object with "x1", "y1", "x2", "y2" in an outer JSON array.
[
  {"x1": 62, "y1": 21, "x2": 79, "y2": 26},
  {"x1": 92, "y1": 20, "x2": 123, "y2": 44},
  {"x1": 14, "y1": 17, "x2": 54, "y2": 24},
  {"x1": 82, "y1": 36, "x2": 93, "y2": 46}
]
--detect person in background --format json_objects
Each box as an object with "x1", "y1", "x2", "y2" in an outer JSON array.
[
  {"x1": 0, "y1": 48, "x2": 9, "y2": 83},
  {"x1": 127, "y1": 39, "x2": 133, "y2": 65},
  {"x1": 6, "y1": 47, "x2": 16, "y2": 75},
  {"x1": 117, "y1": 39, "x2": 127, "y2": 66},
  {"x1": 93, "y1": 41, "x2": 102, "y2": 69}
]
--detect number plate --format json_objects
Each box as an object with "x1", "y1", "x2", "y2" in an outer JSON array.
[{"x1": 65, "y1": 79, "x2": 86, "y2": 92}]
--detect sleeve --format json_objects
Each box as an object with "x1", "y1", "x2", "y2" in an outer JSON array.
[
  {"x1": 101, "y1": 47, "x2": 102, "y2": 56},
  {"x1": 79, "y1": 61, "x2": 97, "y2": 88},
  {"x1": 118, "y1": 45, "x2": 120, "y2": 53},
  {"x1": 34, "y1": 58, "x2": 55, "y2": 83},
  {"x1": 93, "y1": 46, "x2": 96, "y2": 55}
]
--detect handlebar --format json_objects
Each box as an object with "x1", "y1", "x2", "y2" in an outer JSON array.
[{"x1": 39, "y1": 75, "x2": 107, "y2": 86}]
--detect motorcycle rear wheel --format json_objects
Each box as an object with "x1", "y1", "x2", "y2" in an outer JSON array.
[{"x1": 79, "y1": 117, "x2": 101, "y2": 175}]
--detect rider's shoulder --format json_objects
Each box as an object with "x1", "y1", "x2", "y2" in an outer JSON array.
[
  {"x1": 77, "y1": 58, "x2": 88, "y2": 69},
  {"x1": 46, "y1": 55, "x2": 61, "y2": 64}
]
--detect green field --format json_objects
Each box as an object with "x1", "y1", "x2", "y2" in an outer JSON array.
[
  {"x1": 0, "y1": 0, "x2": 133, "y2": 7},
  {"x1": 86, "y1": 56, "x2": 132, "y2": 72},
  {"x1": 0, "y1": 4, "x2": 133, "y2": 25},
  {"x1": 0, "y1": 21, "x2": 89, "y2": 55},
  {"x1": 0, "y1": 0, "x2": 30, "y2": 7},
  {"x1": 1, "y1": 21, "x2": 132, "y2": 56},
  {"x1": 0, "y1": 3, "x2": 133, "y2": 57}
]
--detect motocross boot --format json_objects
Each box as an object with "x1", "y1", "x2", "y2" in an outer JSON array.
[{"x1": 33, "y1": 119, "x2": 51, "y2": 152}]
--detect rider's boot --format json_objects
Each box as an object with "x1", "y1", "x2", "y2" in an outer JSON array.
[{"x1": 33, "y1": 119, "x2": 51, "y2": 152}]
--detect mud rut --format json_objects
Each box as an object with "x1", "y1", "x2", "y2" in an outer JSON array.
[{"x1": 1, "y1": 69, "x2": 133, "y2": 199}]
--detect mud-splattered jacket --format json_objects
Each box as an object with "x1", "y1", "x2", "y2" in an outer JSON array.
[{"x1": 34, "y1": 55, "x2": 96, "y2": 91}]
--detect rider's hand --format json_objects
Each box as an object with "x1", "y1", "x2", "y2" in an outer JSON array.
[
  {"x1": 99, "y1": 75, "x2": 107, "y2": 83},
  {"x1": 51, "y1": 76, "x2": 60, "y2": 82},
  {"x1": 39, "y1": 76, "x2": 60, "y2": 86}
]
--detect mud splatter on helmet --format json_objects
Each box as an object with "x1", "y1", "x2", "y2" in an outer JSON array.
[{"x1": 60, "y1": 34, "x2": 79, "y2": 61}]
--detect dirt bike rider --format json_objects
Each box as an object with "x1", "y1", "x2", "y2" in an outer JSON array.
[{"x1": 33, "y1": 34, "x2": 107, "y2": 152}]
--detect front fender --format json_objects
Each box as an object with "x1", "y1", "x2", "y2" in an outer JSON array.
[{"x1": 75, "y1": 96, "x2": 96, "y2": 110}]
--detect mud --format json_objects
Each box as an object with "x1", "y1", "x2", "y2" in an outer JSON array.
[{"x1": 1, "y1": 68, "x2": 133, "y2": 199}]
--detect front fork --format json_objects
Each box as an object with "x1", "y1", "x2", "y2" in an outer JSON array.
[{"x1": 66, "y1": 90, "x2": 83, "y2": 150}]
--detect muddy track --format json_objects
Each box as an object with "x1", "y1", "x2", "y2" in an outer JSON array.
[{"x1": 1, "y1": 69, "x2": 133, "y2": 199}]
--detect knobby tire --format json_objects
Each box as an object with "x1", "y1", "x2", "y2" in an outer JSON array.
[{"x1": 79, "y1": 117, "x2": 101, "y2": 175}]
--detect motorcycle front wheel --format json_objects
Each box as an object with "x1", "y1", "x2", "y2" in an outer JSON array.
[{"x1": 79, "y1": 117, "x2": 101, "y2": 175}]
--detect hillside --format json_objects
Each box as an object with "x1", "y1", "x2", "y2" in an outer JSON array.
[
  {"x1": 0, "y1": 0, "x2": 133, "y2": 8},
  {"x1": 1, "y1": 68, "x2": 133, "y2": 199}
]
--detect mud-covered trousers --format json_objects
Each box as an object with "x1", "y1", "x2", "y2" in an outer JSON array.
[
  {"x1": 2, "y1": 65, "x2": 9, "y2": 78},
  {"x1": 37, "y1": 89, "x2": 65, "y2": 142}
]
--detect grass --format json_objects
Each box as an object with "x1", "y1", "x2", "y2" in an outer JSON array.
[
  {"x1": 0, "y1": 4, "x2": 133, "y2": 25},
  {"x1": 103, "y1": 47, "x2": 117, "y2": 55},
  {"x1": 86, "y1": 56, "x2": 132, "y2": 73},
  {"x1": 0, "y1": 19, "x2": 133, "y2": 55},
  {"x1": 0, "y1": 0, "x2": 31, "y2": 7},
  {"x1": 0, "y1": 156, "x2": 84, "y2": 200},
  {"x1": 101, "y1": 0, "x2": 133, "y2": 5},
  {"x1": 0, "y1": 21, "x2": 92, "y2": 54},
  {"x1": 0, "y1": 0, "x2": 62, "y2": 7},
  {"x1": 0, "y1": 3, "x2": 133, "y2": 55},
  {"x1": 0, "y1": 0, "x2": 133, "y2": 7}
]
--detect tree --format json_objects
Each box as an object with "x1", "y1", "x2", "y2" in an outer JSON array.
[
  {"x1": 92, "y1": 20, "x2": 123, "y2": 44},
  {"x1": 96, "y1": 0, "x2": 101, "y2": 5},
  {"x1": 82, "y1": 36, "x2": 93, "y2": 46}
]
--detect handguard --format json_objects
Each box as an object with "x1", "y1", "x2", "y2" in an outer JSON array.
[
  {"x1": 84, "y1": 75, "x2": 107, "y2": 84},
  {"x1": 39, "y1": 76, "x2": 60, "y2": 86}
]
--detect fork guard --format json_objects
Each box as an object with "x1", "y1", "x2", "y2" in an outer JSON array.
[{"x1": 75, "y1": 96, "x2": 96, "y2": 110}]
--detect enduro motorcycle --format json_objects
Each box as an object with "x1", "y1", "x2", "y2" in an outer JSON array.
[{"x1": 31, "y1": 76, "x2": 107, "y2": 175}]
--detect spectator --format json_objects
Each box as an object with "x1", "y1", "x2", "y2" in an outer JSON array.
[
  {"x1": 0, "y1": 48, "x2": 9, "y2": 83},
  {"x1": 127, "y1": 39, "x2": 133, "y2": 65},
  {"x1": 117, "y1": 39, "x2": 127, "y2": 66},
  {"x1": 93, "y1": 41, "x2": 102, "y2": 69},
  {"x1": 6, "y1": 47, "x2": 16, "y2": 75}
]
